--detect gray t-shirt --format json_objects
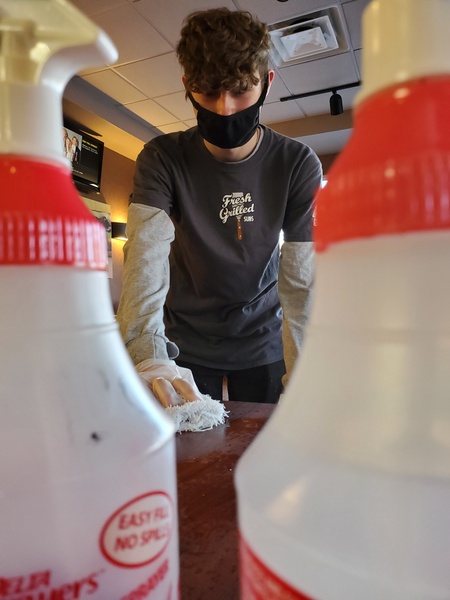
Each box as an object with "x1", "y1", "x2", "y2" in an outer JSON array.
[{"x1": 131, "y1": 125, "x2": 322, "y2": 370}]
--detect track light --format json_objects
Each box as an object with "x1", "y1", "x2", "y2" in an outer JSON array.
[
  {"x1": 329, "y1": 90, "x2": 343, "y2": 116},
  {"x1": 280, "y1": 81, "x2": 361, "y2": 116}
]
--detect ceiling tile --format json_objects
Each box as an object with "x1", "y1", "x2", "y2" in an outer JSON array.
[
  {"x1": 82, "y1": 70, "x2": 147, "y2": 104},
  {"x1": 132, "y1": 0, "x2": 239, "y2": 46},
  {"x1": 153, "y1": 92, "x2": 194, "y2": 121},
  {"x1": 116, "y1": 53, "x2": 183, "y2": 97},
  {"x1": 268, "y1": 72, "x2": 293, "y2": 103},
  {"x1": 261, "y1": 100, "x2": 305, "y2": 124},
  {"x1": 342, "y1": 0, "x2": 371, "y2": 50},
  {"x1": 91, "y1": 4, "x2": 172, "y2": 64},
  {"x1": 237, "y1": 0, "x2": 342, "y2": 27},
  {"x1": 296, "y1": 94, "x2": 330, "y2": 118},
  {"x1": 354, "y1": 48, "x2": 363, "y2": 77},
  {"x1": 278, "y1": 53, "x2": 360, "y2": 96},
  {"x1": 126, "y1": 98, "x2": 180, "y2": 127},
  {"x1": 70, "y1": 0, "x2": 127, "y2": 17},
  {"x1": 158, "y1": 122, "x2": 190, "y2": 134}
]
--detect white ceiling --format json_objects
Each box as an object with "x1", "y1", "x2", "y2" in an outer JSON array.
[{"x1": 64, "y1": 0, "x2": 370, "y2": 162}]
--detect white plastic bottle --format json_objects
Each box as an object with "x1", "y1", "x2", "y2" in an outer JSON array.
[
  {"x1": 235, "y1": 0, "x2": 450, "y2": 598},
  {"x1": 0, "y1": 2, "x2": 179, "y2": 597}
]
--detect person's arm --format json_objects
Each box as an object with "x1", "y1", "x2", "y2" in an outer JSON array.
[
  {"x1": 278, "y1": 241, "x2": 314, "y2": 388},
  {"x1": 116, "y1": 202, "x2": 177, "y2": 365},
  {"x1": 278, "y1": 140, "x2": 322, "y2": 388},
  {"x1": 117, "y1": 202, "x2": 208, "y2": 407}
]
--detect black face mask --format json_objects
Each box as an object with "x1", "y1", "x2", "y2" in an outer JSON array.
[{"x1": 188, "y1": 80, "x2": 268, "y2": 149}]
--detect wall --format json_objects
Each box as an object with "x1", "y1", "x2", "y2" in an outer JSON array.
[
  {"x1": 99, "y1": 146, "x2": 136, "y2": 311},
  {"x1": 320, "y1": 153, "x2": 338, "y2": 176}
]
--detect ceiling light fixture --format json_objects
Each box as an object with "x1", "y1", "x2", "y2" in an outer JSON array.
[
  {"x1": 280, "y1": 81, "x2": 361, "y2": 116},
  {"x1": 329, "y1": 90, "x2": 343, "y2": 115}
]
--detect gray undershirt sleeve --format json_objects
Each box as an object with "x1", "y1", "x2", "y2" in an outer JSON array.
[
  {"x1": 116, "y1": 203, "x2": 178, "y2": 365},
  {"x1": 278, "y1": 241, "x2": 315, "y2": 387}
]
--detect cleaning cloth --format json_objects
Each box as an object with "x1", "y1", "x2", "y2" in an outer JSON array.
[
  {"x1": 166, "y1": 396, "x2": 228, "y2": 433},
  {"x1": 136, "y1": 358, "x2": 228, "y2": 433}
]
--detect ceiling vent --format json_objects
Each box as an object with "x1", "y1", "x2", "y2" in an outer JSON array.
[{"x1": 269, "y1": 6, "x2": 349, "y2": 67}]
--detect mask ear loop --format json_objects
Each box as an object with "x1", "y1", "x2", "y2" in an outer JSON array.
[
  {"x1": 257, "y1": 76, "x2": 269, "y2": 109},
  {"x1": 187, "y1": 91, "x2": 202, "y2": 111}
]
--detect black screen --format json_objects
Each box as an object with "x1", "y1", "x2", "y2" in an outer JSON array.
[{"x1": 63, "y1": 120, "x2": 104, "y2": 192}]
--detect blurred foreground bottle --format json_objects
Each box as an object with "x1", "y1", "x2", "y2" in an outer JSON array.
[
  {"x1": 235, "y1": 0, "x2": 450, "y2": 598},
  {"x1": 0, "y1": 1, "x2": 179, "y2": 597}
]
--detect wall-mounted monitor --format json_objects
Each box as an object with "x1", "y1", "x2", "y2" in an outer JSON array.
[{"x1": 63, "y1": 119, "x2": 104, "y2": 193}]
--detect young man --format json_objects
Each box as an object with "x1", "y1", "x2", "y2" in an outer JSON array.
[{"x1": 116, "y1": 8, "x2": 322, "y2": 406}]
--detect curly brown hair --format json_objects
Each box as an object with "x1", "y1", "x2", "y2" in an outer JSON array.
[{"x1": 176, "y1": 8, "x2": 271, "y2": 95}]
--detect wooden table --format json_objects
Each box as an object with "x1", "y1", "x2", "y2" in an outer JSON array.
[{"x1": 176, "y1": 401, "x2": 276, "y2": 600}]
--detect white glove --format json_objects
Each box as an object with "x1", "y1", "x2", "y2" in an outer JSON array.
[
  {"x1": 136, "y1": 358, "x2": 204, "y2": 408},
  {"x1": 136, "y1": 358, "x2": 228, "y2": 433}
]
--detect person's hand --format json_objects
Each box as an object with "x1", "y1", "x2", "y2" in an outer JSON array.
[{"x1": 136, "y1": 359, "x2": 204, "y2": 408}]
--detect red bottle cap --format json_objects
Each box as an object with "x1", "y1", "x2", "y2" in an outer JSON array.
[
  {"x1": 0, "y1": 156, "x2": 108, "y2": 269},
  {"x1": 315, "y1": 77, "x2": 450, "y2": 252}
]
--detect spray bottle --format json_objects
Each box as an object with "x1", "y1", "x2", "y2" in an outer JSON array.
[
  {"x1": 0, "y1": 1, "x2": 179, "y2": 597},
  {"x1": 235, "y1": 0, "x2": 450, "y2": 598}
]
